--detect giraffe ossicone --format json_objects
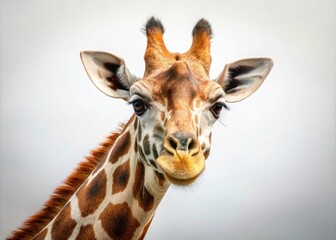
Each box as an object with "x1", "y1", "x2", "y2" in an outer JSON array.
[{"x1": 8, "y1": 17, "x2": 273, "y2": 240}]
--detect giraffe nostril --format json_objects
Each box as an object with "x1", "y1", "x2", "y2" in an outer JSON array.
[
  {"x1": 188, "y1": 139, "x2": 195, "y2": 151},
  {"x1": 187, "y1": 137, "x2": 200, "y2": 156},
  {"x1": 169, "y1": 138, "x2": 178, "y2": 150},
  {"x1": 163, "y1": 135, "x2": 179, "y2": 155},
  {"x1": 163, "y1": 132, "x2": 200, "y2": 155}
]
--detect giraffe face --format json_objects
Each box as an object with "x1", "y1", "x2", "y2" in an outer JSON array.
[
  {"x1": 129, "y1": 61, "x2": 226, "y2": 185},
  {"x1": 80, "y1": 18, "x2": 273, "y2": 186}
]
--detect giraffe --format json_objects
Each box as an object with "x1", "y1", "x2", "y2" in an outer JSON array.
[{"x1": 8, "y1": 17, "x2": 273, "y2": 240}]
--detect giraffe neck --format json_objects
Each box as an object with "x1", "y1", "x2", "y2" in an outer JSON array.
[{"x1": 34, "y1": 116, "x2": 170, "y2": 240}]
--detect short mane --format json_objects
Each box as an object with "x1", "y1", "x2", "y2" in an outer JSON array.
[{"x1": 7, "y1": 125, "x2": 126, "y2": 240}]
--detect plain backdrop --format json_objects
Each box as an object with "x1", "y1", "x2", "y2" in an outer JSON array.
[{"x1": 0, "y1": 0, "x2": 335, "y2": 239}]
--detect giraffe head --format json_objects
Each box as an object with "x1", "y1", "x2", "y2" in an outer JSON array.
[{"x1": 80, "y1": 17, "x2": 273, "y2": 186}]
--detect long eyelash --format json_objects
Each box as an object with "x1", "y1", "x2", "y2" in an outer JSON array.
[
  {"x1": 128, "y1": 100, "x2": 151, "y2": 110},
  {"x1": 222, "y1": 103, "x2": 230, "y2": 110},
  {"x1": 218, "y1": 103, "x2": 230, "y2": 127}
]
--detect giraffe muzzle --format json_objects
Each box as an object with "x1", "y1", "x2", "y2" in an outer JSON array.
[{"x1": 157, "y1": 132, "x2": 205, "y2": 186}]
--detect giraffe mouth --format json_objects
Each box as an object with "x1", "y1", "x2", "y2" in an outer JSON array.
[
  {"x1": 163, "y1": 171, "x2": 202, "y2": 186},
  {"x1": 156, "y1": 150, "x2": 205, "y2": 186}
]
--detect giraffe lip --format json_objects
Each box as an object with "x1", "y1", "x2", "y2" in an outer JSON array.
[
  {"x1": 164, "y1": 173, "x2": 200, "y2": 186},
  {"x1": 156, "y1": 151, "x2": 205, "y2": 186}
]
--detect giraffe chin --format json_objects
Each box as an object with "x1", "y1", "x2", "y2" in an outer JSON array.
[{"x1": 156, "y1": 151, "x2": 205, "y2": 186}]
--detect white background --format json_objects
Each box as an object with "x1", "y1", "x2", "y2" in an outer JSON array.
[{"x1": 0, "y1": 0, "x2": 335, "y2": 239}]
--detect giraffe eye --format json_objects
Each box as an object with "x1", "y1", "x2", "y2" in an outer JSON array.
[
  {"x1": 210, "y1": 103, "x2": 224, "y2": 118},
  {"x1": 131, "y1": 99, "x2": 147, "y2": 115}
]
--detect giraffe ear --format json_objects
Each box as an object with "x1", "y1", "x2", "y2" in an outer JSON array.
[
  {"x1": 80, "y1": 51, "x2": 139, "y2": 100},
  {"x1": 215, "y1": 58, "x2": 273, "y2": 103}
]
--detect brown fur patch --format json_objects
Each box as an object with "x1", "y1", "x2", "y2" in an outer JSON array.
[
  {"x1": 138, "y1": 147, "x2": 146, "y2": 162},
  {"x1": 143, "y1": 134, "x2": 151, "y2": 155},
  {"x1": 76, "y1": 225, "x2": 96, "y2": 240},
  {"x1": 152, "y1": 144, "x2": 159, "y2": 159},
  {"x1": 134, "y1": 117, "x2": 138, "y2": 130},
  {"x1": 154, "y1": 124, "x2": 164, "y2": 136},
  {"x1": 155, "y1": 171, "x2": 167, "y2": 186},
  {"x1": 99, "y1": 202, "x2": 140, "y2": 240},
  {"x1": 150, "y1": 160, "x2": 158, "y2": 168},
  {"x1": 133, "y1": 161, "x2": 154, "y2": 212},
  {"x1": 109, "y1": 131, "x2": 131, "y2": 164},
  {"x1": 51, "y1": 203, "x2": 76, "y2": 239},
  {"x1": 204, "y1": 149, "x2": 210, "y2": 159},
  {"x1": 112, "y1": 160, "x2": 130, "y2": 194},
  {"x1": 77, "y1": 170, "x2": 107, "y2": 217},
  {"x1": 134, "y1": 136, "x2": 138, "y2": 152},
  {"x1": 7, "y1": 124, "x2": 128, "y2": 240},
  {"x1": 138, "y1": 125, "x2": 142, "y2": 140}
]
